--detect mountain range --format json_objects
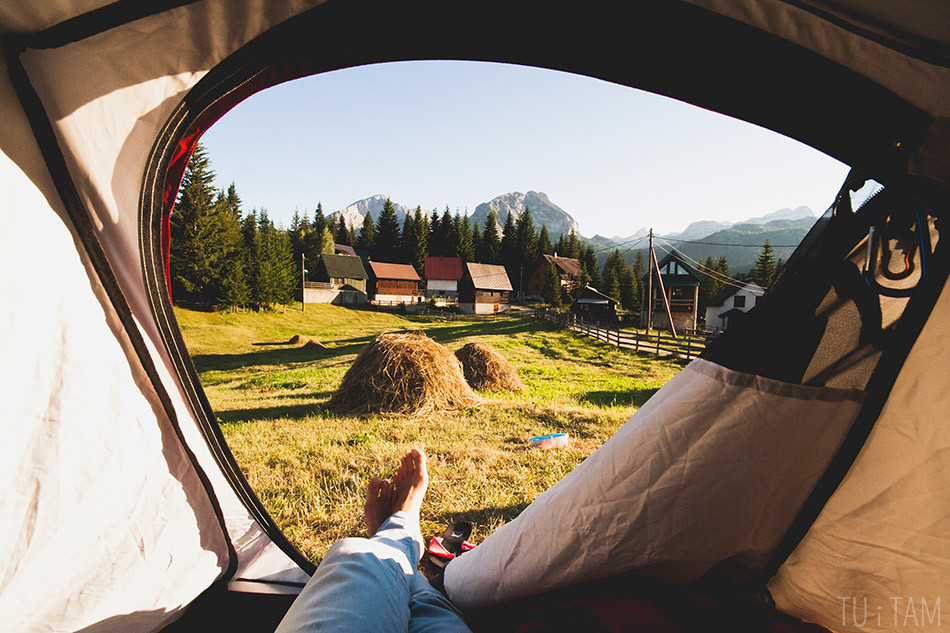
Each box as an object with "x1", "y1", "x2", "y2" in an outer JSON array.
[{"x1": 329, "y1": 192, "x2": 817, "y2": 273}]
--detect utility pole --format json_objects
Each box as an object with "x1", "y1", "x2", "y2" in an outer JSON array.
[
  {"x1": 301, "y1": 252, "x2": 306, "y2": 312},
  {"x1": 646, "y1": 229, "x2": 653, "y2": 332}
]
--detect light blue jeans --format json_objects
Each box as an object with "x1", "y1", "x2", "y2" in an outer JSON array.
[{"x1": 275, "y1": 511, "x2": 472, "y2": 633}]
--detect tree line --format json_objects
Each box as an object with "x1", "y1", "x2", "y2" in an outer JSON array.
[{"x1": 170, "y1": 144, "x2": 778, "y2": 313}]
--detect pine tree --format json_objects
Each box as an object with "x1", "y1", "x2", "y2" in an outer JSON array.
[
  {"x1": 428, "y1": 210, "x2": 442, "y2": 257},
  {"x1": 455, "y1": 214, "x2": 475, "y2": 262},
  {"x1": 335, "y1": 218, "x2": 351, "y2": 246},
  {"x1": 411, "y1": 207, "x2": 429, "y2": 272},
  {"x1": 249, "y1": 211, "x2": 294, "y2": 308},
  {"x1": 169, "y1": 143, "x2": 237, "y2": 306},
  {"x1": 537, "y1": 225, "x2": 553, "y2": 259},
  {"x1": 213, "y1": 189, "x2": 248, "y2": 309},
  {"x1": 500, "y1": 211, "x2": 518, "y2": 290},
  {"x1": 374, "y1": 198, "x2": 401, "y2": 261},
  {"x1": 752, "y1": 240, "x2": 776, "y2": 287},
  {"x1": 566, "y1": 230, "x2": 581, "y2": 259},
  {"x1": 224, "y1": 182, "x2": 242, "y2": 217},
  {"x1": 583, "y1": 245, "x2": 601, "y2": 289},
  {"x1": 478, "y1": 209, "x2": 502, "y2": 263},
  {"x1": 357, "y1": 211, "x2": 376, "y2": 253},
  {"x1": 716, "y1": 256, "x2": 729, "y2": 279},
  {"x1": 312, "y1": 203, "x2": 327, "y2": 236},
  {"x1": 543, "y1": 262, "x2": 563, "y2": 308},
  {"x1": 699, "y1": 255, "x2": 725, "y2": 307},
  {"x1": 601, "y1": 249, "x2": 625, "y2": 300},
  {"x1": 401, "y1": 206, "x2": 428, "y2": 272},
  {"x1": 514, "y1": 206, "x2": 537, "y2": 295},
  {"x1": 318, "y1": 226, "x2": 335, "y2": 255}
]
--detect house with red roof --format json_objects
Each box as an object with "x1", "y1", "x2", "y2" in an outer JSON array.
[
  {"x1": 424, "y1": 256, "x2": 464, "y2": 303},
  {"x1": 367, "y1": 261, "x2": 424, "y2": 305}
]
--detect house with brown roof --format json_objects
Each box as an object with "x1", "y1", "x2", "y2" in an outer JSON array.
[
  {"x1": 526, "y1": 254, "x2": 582, "y2": 298},
  {"x1": 459, "y1": 263, "x2": 513, "y2": 314},
  {"x1": 424, "y1": 256, "x2": 463, "y2": 302},
  {"x1": 367, "y1": 261, "x2": 423, "y2": 305}
]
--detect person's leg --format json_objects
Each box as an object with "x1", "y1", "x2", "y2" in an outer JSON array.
[
  {"x1": 275, "y1": 449, "x2": 472, "y2": 633},
  {"x1": 275, "y1": 477, "x2": 413, "y2": 633}
]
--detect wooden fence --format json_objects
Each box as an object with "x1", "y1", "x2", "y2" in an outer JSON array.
[{"x1": 534, "y1": 308, "x2": 712, "y2": 361}]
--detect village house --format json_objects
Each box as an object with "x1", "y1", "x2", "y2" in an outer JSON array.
[
  {"x1": 704, "y1": 281, "x2": 765, "y2": 332},
  {"x1": 334, "y1": 243, "x2": 356, "y2": 256},
  {"x1": 459, "y1": 262, "x2": 513, "y2": 314},
  {"x1": 526, "y1": 254, "x2": 581, "y2": 298},
  {"x1": 570, "y1": 285, "x2": 618, "y2": 322},
  {"x1": 304, "y1": 253, "x2": 368, "y2": 305},
  {"x1": 641, "y1": 250, "x2": 702, "y2": 332},
  {"x1": 367, "y1": 261, "x2": 424, "y2": 305},
  {"x1": 423, "y1": 256, "x2": 463, "y2": 303}
]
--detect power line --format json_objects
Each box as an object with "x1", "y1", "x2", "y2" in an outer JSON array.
[
  {"x1": 662, "y1": 236, "x2": 800, "y2": 248},
  {"x1": 654, "y1": 242, "x2": 749, "y2": 290}
]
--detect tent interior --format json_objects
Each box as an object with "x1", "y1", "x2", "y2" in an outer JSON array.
[{"x1": 1, "y1": 1, "x2": 947, "y2": 632}]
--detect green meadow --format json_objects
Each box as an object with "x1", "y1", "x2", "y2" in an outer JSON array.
[{"x1": 176, "y1": 304, "x2": 683, "y2": 564}]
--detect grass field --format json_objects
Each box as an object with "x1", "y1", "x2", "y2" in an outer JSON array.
[{"x1": 176, "y1": 304, "x2": 684, "y2": 565}]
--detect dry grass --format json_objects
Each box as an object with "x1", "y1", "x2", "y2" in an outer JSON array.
[
  {"x1": 456, "y1": 342, "x2": 525, "y2": 392},
  {"x1": 175, "y1": 305, "x2": 683, "y2": 565},
  {"x1": 328, "y1": 332, "x2": 479, "y2": 415}
]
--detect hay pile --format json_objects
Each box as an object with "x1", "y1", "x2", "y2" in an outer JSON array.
[
  {"x1": 288, "y1": 334, "x2": 324, "y2": 349},
  {"x1": 328, "y1": 332, "x2": 479, "y2": 415},
  {"x1": 455, "y1": 342, "x2": 524, "y2": 392}
]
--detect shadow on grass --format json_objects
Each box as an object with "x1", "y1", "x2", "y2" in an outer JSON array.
[
  {"x1": 191, "y1": 346, "x2": 336, "y2": 372},
  {"x1": 577, "y1": 387, "x2": 660, "y2": 408},
  {"x1": 216, "y1": 402, "x2": 325, "y2": 423}
]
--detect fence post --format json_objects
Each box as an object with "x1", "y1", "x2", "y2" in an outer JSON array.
[
  {"x1": 634, "y1": 331, "x2": 640, "y2": 353},
  {"x1": 686, "y1": 336, "x2": 692, "y2": 360},
  {"x1": 655, "y1": 332, "x2": 661, "y2": 356}
]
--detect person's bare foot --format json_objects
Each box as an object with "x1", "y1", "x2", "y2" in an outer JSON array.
[
  {"x1": 364, "y1": 476, "x2": 393, "y2": 536},
  {"x1": 391, "y1": 448, "x2": 429, "y2": 519}
]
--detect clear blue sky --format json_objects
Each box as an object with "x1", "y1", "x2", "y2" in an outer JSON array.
[{"x1": 201, "y1": 60, "x2": 850, "y2": 238}]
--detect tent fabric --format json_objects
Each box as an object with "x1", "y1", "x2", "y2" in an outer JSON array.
[
  {"x1": 0, "y1": 151, "x2": 228, "y2": 632},
  {"x1": 683, "y1": 0, "x2": 950, "y2": 119},
  {"x1": 443, "y1": 359, "x2": 865, "y2": 610},
  {"x1": 13, "y1": 0, "x2": 322, "y2": 587},
  {"x1": 0, "y1": 1, "x2": 948, "y2": 632},
  {"x1": 767, "y1": 279, "x2": 950, "y2": 633}
]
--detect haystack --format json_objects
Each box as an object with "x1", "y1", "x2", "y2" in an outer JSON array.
[
  {"x1": 328, "y1": 332, "x2": 479, "y2": 415},
  {"x1": 287, "y1": 334, "x2": 309, "y2": 344},
  {"x1": 455, "y1": 342, "x2": 525, "y2": 392},
  {"x1": 303, "y1": 340, "x2": 325, "y2": 350}
]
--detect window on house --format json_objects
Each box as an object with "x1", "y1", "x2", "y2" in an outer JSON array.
[{"x1": 734, "y1": 295, "x2": 746, "y2": 308}]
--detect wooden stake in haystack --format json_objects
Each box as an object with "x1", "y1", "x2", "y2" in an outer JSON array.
[
  {"x1": 328, "y1": 332, "x2": 479, "y2": 415},
  {"x1": 455, "y1": 342, "x2": 525, "y2": 392}
]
